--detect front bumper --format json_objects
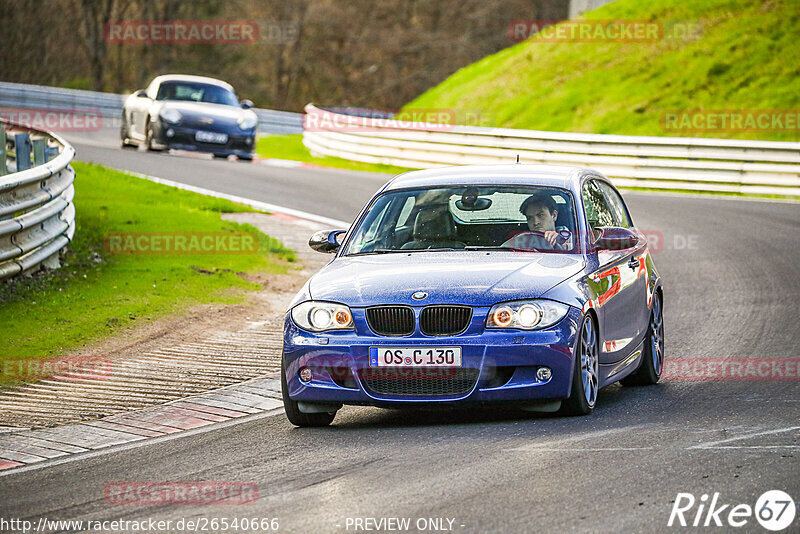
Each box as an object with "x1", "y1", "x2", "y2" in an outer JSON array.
[
  {"x1": 152, "y1": 120, "x2": 255, "y2": 157},
  {"x1": 283, "y1": 306, "x2": 581, "y2": 407}
]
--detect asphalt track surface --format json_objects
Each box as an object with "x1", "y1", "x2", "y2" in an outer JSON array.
[{"x1": 0, "y1": 129, "x2": 798, "y2": 533}]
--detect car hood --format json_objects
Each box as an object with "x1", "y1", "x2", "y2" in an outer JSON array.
[
  {"x1": 308, "y1": 252, "x2": 586, "y2": 308},
  {"x1": 158, "y1": 101, "x2": 247, "y2": 121}
]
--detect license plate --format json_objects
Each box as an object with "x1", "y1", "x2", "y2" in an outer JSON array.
[
  {"x1": 369, "y1": 347, "x2": 462, "y2": 367},
  {"x1": 195, "y1": 130, "x2": 228, "y2": 144}
]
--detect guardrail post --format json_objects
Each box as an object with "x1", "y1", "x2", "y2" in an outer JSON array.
[
  {"x1": 14, "y1": 133, "x2": 32, "y2": 171},
  {"x1": 0, "y1": 131, "x2": 7, "y2": 175},
  {"x1": 33, "y1": 138, "x2": 46, "y2": 166}
]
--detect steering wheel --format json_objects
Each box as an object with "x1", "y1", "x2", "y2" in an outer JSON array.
[{"x1": 502, "y1": 230, "x2": 566, "y2": 252}]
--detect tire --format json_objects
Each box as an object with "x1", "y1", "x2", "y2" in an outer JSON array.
[
  {"x1": 120, "y1": 114, "x2": 135, "y2": 148},
  {"x1": 281, "y1": 357, "x2": 336, "y2": 427},
  {"x1": 621, "y1": 292, "x2": 664, "y2": 386},
  {"x1": 145, "y1": 120, "x2": 163, "y2": 152},
  {"x1": 212, "y1": 154, "x2": 229, "y2": 159},
  {"x1": 238, "y1": 154, "x2": 254, "y2": 162},
  {"x1": 560, "y1": 313, "x2": 599, "y2": 416}
]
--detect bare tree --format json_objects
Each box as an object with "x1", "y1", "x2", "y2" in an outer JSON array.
[{"x1": 2, "y1": 0, "x2": 569, "y2": 111}]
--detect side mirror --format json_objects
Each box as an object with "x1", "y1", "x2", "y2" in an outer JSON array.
[
  {"x1": 133, "y1": 89, "x2": 149, "y2": 98},
  {"x1": 240, "y1": 99, "x2": 254, "y2": 109},
  {"x1": 593, "y1": 227, "x2": 639, "y2": 251},
  {"x1": 309, "y1": 230, "x2": 346, "y2": 253}
]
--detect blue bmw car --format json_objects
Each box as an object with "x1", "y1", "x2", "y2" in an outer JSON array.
[{"x1": 282, "y1": 165, "x2": 664, "y2": 426}]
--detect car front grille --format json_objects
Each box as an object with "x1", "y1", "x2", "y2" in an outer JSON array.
[
  {"x1": 366, "y1": 306, "x2": 415, "y2": 336},
  {"x1": 358, "y1": 367, "x2": 479, "y2": 397},
  {"x1": 420, "y1": 306, "x2": 472, "y2": 336}
]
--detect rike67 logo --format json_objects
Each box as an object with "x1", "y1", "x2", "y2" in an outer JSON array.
[{"x1": 669, "y1": 490, "x2": 796, "y2": 531}]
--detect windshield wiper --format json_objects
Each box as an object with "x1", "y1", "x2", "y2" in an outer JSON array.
[
  {"x1": 348, "y1": 249, "x2": 398, "y2": 256},
  {"x1": 463, "y1": 246, "x2": 540, "y2": 252},
  {"x1": 400, "y1": 248, "x2": 462, "y2": 253}
]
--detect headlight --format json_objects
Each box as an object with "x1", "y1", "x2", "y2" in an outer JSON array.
[
  {"x1": 237, "y1": 112, "x2": 258, "y2": 130},
  {"x1": 486, "y1": 299, "x2": 569, "y2": 330},
  {"x1": 159, "y1": 108, "x2": 182, "y2": 124},
  {"x1": 291, "y1": 301, "x2": 354, "y2": 332}
]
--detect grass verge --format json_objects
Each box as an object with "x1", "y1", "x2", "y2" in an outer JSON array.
[
  {"x1": 257, "y1": 134, "x2": 412, "y2": 175},
  {"x1": 0, "y1": 162, "x2": 295, "y2": 387},
  {"x1": 404, "y1": 0, "x2": 800, "y2": 142}
]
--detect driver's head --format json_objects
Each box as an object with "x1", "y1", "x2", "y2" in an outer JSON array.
[{"x1": 520, "y1": 192, "x2": 558, "y2": 232}]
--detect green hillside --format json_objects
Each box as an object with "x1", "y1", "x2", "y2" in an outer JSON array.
[{"x1": 404, "y1": 0, "x2": 800, "y2": 141}]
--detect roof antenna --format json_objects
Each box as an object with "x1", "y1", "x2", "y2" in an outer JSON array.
[{"x1": 515, "y1": 154, "x2": 520, "y2": 163}]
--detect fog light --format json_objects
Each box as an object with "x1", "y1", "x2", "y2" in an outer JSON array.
[
  {"x1": 166, "y1": 128, "x2": 175, "y2": 137},
  {"x1": 536, "y1": 367, "x2": 552, "y2": 381},
  {"x1": 299, "y1": 366, "x2": 312, "y2": 383}
]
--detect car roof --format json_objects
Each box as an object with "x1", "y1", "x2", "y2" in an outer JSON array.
[
  {"x1": 151, "y1": 74, "x2": 234, "y2": 90},
  {"x1": 383, "y1": 164, "x2": 592, "y2": 193}
]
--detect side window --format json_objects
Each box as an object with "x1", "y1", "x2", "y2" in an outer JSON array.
[
  {"x1": 350, "y1": 197, "x2": 393, "y2": 251},
  {"x1": 596, "y1": 181, "x2": 631, "y2": 229},
  {"x1": 395, "y1": 197, "x2": 415, "y2": 229},
  {"x1": 582, "y1": 180, "x2": 615, "y2": 233},
  {"x1": 362, "y1": 202, "x2": 390, "y2": 243}
]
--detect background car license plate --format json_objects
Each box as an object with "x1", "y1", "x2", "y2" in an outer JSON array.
[
  {"x1": 195, "y1": 131, "x2": 228, "y2": 144},
  {"x1": 369, "y1": 347, "x2": 461, "y2": 367}
]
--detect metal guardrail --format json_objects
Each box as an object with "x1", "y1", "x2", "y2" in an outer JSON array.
[
  {"x1": 302, "y1": 104, "x2": 800, "y2": 197},
  {"x1": 0, "y1": 81, "x2": 303, "y2": 135},
  {"x1": 0, "y1": 119, "x2": 76, "y2": 280}
]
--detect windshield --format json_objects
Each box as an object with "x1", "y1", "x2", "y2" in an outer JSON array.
[
  {"x1": 155, "y1": 82, "x2": 239, "y2": 106},
  {"x1": 343, "y1": 185, "x2": 580, "y2": 255}
]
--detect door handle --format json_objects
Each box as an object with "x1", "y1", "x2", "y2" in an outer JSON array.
[{"x1": 627, "y1": 257, "x2": 639, "y2": 270}]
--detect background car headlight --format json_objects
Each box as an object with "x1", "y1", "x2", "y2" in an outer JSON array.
[
  {"x1": 291, "y1": 301, "x2": 354, "y2": 332},
  {"x1": 237, "y1": 112, "x2": 258, "y2": 130},
  {"x1": 486, "y1": 299, "x2": 569, "y2": 330},
  {"x1": 159, "y1": 108, "x2": 182, "y2": 124}
]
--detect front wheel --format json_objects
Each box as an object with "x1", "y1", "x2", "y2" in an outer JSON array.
[
  {"x1": 621, "y1": 292, "x2": 664, "y2": 386},
  {"x1": 145, "y1": 121, "x2": 163, "y2": 152},
  {"x1": 281, "y1": 357, "x2": 336, "y2": 427},
  {"x1": 560, "y1": 313, "x2": 599, "y2": 416}
]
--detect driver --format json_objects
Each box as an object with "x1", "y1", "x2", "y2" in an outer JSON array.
[{"x1": 504, "y1": 192, "x2": 571, "y2": 251}]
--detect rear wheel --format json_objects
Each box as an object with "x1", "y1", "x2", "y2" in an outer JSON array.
[
  {"x1": 560, "y1": 313, "x2": 599, "y2": 416},
  {"x1": 120, "y1": 115, "x2": 135, "y2": 148},
  {"x1": 281, "y1": 357, "x2": 336, "y2": 427},
  {"x1": 621, "y1": 292, "x2": 664, "y2": 386}
]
